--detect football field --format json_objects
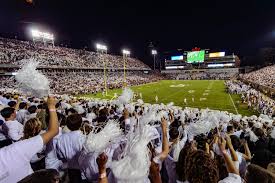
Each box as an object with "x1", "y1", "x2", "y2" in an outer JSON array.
[{"x1": 79, "y1": 80, "x2": 258, "y2": 116}]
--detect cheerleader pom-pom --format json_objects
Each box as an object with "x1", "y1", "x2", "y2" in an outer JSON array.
[
  {"x1": 84, "y1": 120, "x2": 122, "y2": 153},
  {"x1": 15, "y1": 59, "x2": 49, "y2": 97}
]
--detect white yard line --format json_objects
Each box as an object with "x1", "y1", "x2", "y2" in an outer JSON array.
[{"x1": 229, "y1": 93, "x2": 239, "y2": 114}]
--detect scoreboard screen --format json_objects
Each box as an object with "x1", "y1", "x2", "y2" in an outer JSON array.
[{"x1": 187, "y1": 50, "x2": 205, "y2": 63}]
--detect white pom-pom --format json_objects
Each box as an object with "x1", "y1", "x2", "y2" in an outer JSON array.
[
  {"x1": 137, "y1": 99, "x2": 144, "y2": 105},
  {"x1": 15, "y1": 59, "x2": 49, "y2": 97},
  {"x1": 84, "y1": 120, "x2": 122, "y2": 153},
  {"x1": 247, "y1": 129, "x2": 259, "y2": 142},
  {"x1": 117, "y1": 88, "x2": 134, "y2": 105},
  {"x1": 62, "y1": 94, "x2": 71, "y2": 101},
  {"x1": 125, "y1": 104, "x2": 135, "y2": 114},
  {"x1": 86, "y1": 112, "x2": 97, "y2": 121},
  {"x1": 74, "y1": 105, "x2": 85, "y2": 114},
  {"x1": 111, "y1": 124, "x2": 152, "y2": 183},
  {"x1": 167, "y1": 102, "x2": 174, "y2": 107}
]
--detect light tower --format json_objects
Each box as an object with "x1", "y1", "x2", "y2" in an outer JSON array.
[
  {"x1": 30, "y1": 29, "x2": 54, "y2": 46},
  {"x1": 96, "y1": 43, "x2": 108, "y2": 95},
  {"x1": 122, "y1": 49, "x2": 130, "y2": 87},
  {"x1": 152, "y1": 49, "x2": 157, "y2": 70}
]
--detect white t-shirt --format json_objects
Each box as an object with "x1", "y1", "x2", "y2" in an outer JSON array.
[
  {"x1": 16, "y1": 109, "x2": 28, "y2": 124},
  {"x1": 0, "y1": 135, "x2": 44, "y2": 183},
  {"x1": 218, "y1": 173, "x2": 242, "y2": 183},
  {"x1": 2, "y1": 120, "x2": 23, "y2": 141},
  {"x1": 56, "y1": 130, "x2": 85, "y2": 169},
  {"x1": 45, "y1": 127, "x2": 63, "y2": 170}
]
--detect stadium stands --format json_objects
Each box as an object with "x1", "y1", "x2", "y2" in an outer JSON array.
[
  {"x1": 0, "y1": 37, "x2": 150, "y2": 70},
  {"x1": 241, "y1": 65, "x2": 275, "y2": 89}
]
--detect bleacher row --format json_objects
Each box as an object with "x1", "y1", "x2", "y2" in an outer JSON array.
[{"x1": 0, "y1": 37, "x2": 150, "y2": 70}]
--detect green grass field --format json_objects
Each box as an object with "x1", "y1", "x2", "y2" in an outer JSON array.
[{"x1": 79, "y1": 80, "x2": 258, "y2": 116}]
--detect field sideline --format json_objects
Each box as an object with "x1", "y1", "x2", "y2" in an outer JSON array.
[{"x1": 79, "y1": 80, "x2": 258, "y2": 116}]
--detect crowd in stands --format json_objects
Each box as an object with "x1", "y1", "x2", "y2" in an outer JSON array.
[
  {"x1": 226, "y1": 81, "x2": 275, "y2": 117},
  {"x1": 0, "y1": 89, "x2": 275, "y2": 183},
  {"x1": 0, "y1": 71, "x2": 162, "y2": 94},
  {"x1": 165, "y1": 72, "x2": 237, "y2": 80},
  {"x1": 1, "y1": 37, "x2": 275, "y2": 183},
  {"x1": 0, "y1": 37, "x2": 150, "y2": 70},
  {"x1": 240, "y1": 65, "x2": 275, "y2": 89}
]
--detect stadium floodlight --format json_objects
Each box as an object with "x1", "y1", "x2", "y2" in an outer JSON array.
[
  {"x1": 122, "y1": 49, "x2": 130, "y2": 56},
  {"x1": 30, "y1": 28, "x2": 54, "y2": 46},
  {"x1": 31, "y1": 29, "x2": 41, "y2": 38},
  {"x1": 152, "y1": 49, "x2": 157, "y2": 70},
  {"x1": 43, "y1": 32, "x2": 54, "y2": 40},
  {"x1": 96, "y1": 43, "x2": 107, "y2": 51},
  {"x1": 30, "y1": 29, "x2": 54, "y2": 40}
]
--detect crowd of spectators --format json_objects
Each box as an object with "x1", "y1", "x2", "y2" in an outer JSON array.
[
  {"x1": 226, "y1": 81, "x2": 275, "y2": 117},
  {"x1": 165, "y1": 71, "x2": 238, "y2": 80},
  {"x1": 0, "y1": 37, "x2": 150, "y2": 70},
  {"x1": 0, "y1": 71, "x2": 162, "y2": 94},
  {"x1": 0, "y1": 89, "x2": 275, "y2": 183},
  {"x1": 240, "y1": 65, "x2": 275, "y2": 89}
]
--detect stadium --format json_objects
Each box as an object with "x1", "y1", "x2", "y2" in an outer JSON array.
[{"x1": 0, "y1": 1, "x2": 275, "y2": 183}]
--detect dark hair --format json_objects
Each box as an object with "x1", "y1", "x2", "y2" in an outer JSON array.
[
  {"x1": 1, "y1": 107, "x2": 15, "y2": 119},
  {"x1": 230, "y1": 135, "x2": 241, "y2": 151},
  {"x1": 227, "y1": 126, "x2": 234, "y2": 133},
  {"x1": 169, "y1": 127, "x2": 179, "y2": 140},
  {"x1": 28, "y1": 97, "x2": 34, "y2": 103},
  {"x1": 19, "y1": 102, "x2": 27, "y2": 110},
  {"x1": 254, "y1": 128, "x2": 265, "y2": 138},
  {"x1": 65, "y1": 108, "x2": 77, "y2": 115},
  {"x1": 55, "y1": 102, "x2": 61, "y2": 109},
  {"x1": 18, "y1": 169, "x2": 60, "y2": 183},
  {"x1": 215, "y1": 155, "x2": 228, "y2": 180},
  {"x1": 176, "y1": 143, "x2": 192, "y2": 181},
  {"x1": 8, "y1": 101, "x2": 17, "y2": 108},
  {"x1": 194, "y1": 134, "x2": 207, "y2": 151},
  {"x1": 28, "y1": 105, "x2": 37, "y2": 114},
  {"x1": 246, "y1": 164, "x2": 275, "y2": 183},
  {"x1": 185, "y1": 150, "x2": 219, "y2": 183},
  {"x1": 248, "y1": 121, "x2": 254, "y2": 128},
  {"x1": 66, "y1": 114, "x2": 83, "y2": 131}
]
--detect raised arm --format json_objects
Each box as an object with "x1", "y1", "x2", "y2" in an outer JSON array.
[
  {"x1": 41, "y1": 96, "x2": 59, "y2": 145},
  {"x1": 225, "y1": 135, "x2": 238, "y2": 162},
  {"x1": 219, "y1": 137, "x2": 239, "y2": 175},
  {"x1": 158, "y1": 117, "x2": 169, "y2": 161},
  {"x1": 149, "y1": 161, "x2": 162, "y2": 183},
  {"x1": 242, "y1": 141, "x2": 252, "y2": 160},
  {"x1": 97, "y1": 153, "x2": 108, "y2": 183}
]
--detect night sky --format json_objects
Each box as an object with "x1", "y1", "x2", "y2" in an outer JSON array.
[{"x1": 1, "y1": 0, "x2": 275, "y2": 66}]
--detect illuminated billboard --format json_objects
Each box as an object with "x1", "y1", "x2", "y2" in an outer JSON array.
[
  {"x1": 207, "y1": 63, "x2": 234, "y2": 68},
  {"x1": 171, "y1": 55, "x2": 183, "y2": 60},
  {"x1": 187, "y1": 50, "x2": 205, "y2": 63},
  {"x1": 209, "y1": 52, "x2": 225, "y2": 58}
]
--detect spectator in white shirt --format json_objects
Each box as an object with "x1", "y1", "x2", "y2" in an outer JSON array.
[
  {"x1": 0, "y1": 96, "x2": 59, "y2": 183},
  {"x1": 56, "y1": 113, "x2": 85, "y2": 183},
  {"x1": 0, "y1": 107, "x2": 23, "y2": 141},
  {"x1": 24, "y1": 105, "x2": 38, "y2": 124},
  {"x1": 16, "y1": 102, "x2": 28, "y2": 124}
]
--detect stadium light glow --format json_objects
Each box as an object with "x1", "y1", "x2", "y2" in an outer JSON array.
[
  {"x1": 122, "y1": 49, "x2": 130, "y2": 55},
  {"x1": 152, "y1": 50, "x2": 157, "y2": 55},
  {"x1": 30, "y1": 29, "x2": 54, "y2": 40},
  {"x1": 96, "y1": 43, "x2": 107, "y2": 51}
]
